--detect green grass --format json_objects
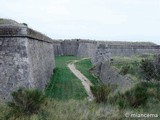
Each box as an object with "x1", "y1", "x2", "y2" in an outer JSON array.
[
  {"x1": 55, "y1": 56, "x2": 79, "y2": 68},
  {"x1": 0, "y1": 99, "x2": 120, "y2": 120},
  {"x1": 1, "y1": 97, "x2": 160, "y2": 120},
  {"x1": 111, "y1": 55, "x2": 154, "y2": 80},
  {"x1": 75, "y1": 59, "x2": 100, "y2": 85},
  {"x1": 109, "y1": 55, "x2": 160, "y2": 116},
  {"x1": 45, "y1": 56, "x2": 87, "y2": 100},
  {"x1": 38, "y1": 99, "x2": 119, "y2": 120},
  {"x1": 0, "y1": 102, "x2": 8, "y2": 119},
  {"x1": 1, "y1": 55, "x2": 160, "y2": 120}
]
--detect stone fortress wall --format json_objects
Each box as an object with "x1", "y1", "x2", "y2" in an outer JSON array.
[
  {"x1": 53, "y1": 39, "x2": 97, "y2": 58},
  {"x1": 53, "y1": 39, "x2": 160, "y2": 60},
  {"x1": 0, "y1": 19, "x2": 55, "y2": 100},
  {"x1": 53, "y1": 40, "x2": 160, "y2": 88},
  {"x1": 91, "y1": 44, "x2": 110, "y2": 65},
  {"x1": 1, "y1": 19, "x2": 160, "y2": 100},
  {"x1": 90, "y1": 41, "x2": 160, "y2": 90},
  {"x1": 53, "y1": 40, "x2": 63, "y2": 56},
  {"x1": 108, "y1": 45, "x2": 160, "y2": 57},
  {"x1": 52, "y1": 40, "x2": 160, "y2": 89}
]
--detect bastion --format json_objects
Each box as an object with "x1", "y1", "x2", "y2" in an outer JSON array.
[{"x1": 0, "y1": 19, "x2": 55, "y2": 100}]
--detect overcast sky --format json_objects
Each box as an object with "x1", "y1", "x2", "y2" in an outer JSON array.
[{"x1": 1, "y1": 0, "x2": 160, "y2": 44}]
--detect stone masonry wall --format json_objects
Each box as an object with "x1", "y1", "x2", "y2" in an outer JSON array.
[
  {"x1": 28, "y1": 38, "x2": 55, "y2": 89},
  {"x1": 77, "y1": 42, "x2": 97, "y2": 58},
  {"x1": 53, "y1": 41, "x2": 63, "y2": 56},
  {"x1": 109, "y1": 45, "x2": 160, "y2": 57},
  {"x1": 53, "y1": 40, "x2": 160, "y2": 59},
  {"x1": 92, "y1": 62, "x2": 133, "y2": 92},
  {"x1": 91, "y1": 44, "x2": 160, "y2": 92},
  {"x1": 53, "y1": 40, "x2": 98, "y2": 57},
  {"x1": 0, "y1": 37, "x2": 31, "y2": 100},
  {"x1": 61, "y1": 40, "x2": 79, "y2": 56},
  {"x1": 91, "y1": 44, "x2": 110, "y2": 65},
  {"x1": 0, "y1": 23, "x2": 55, "y2": 100}
]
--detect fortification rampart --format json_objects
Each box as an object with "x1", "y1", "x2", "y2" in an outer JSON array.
[
  {"x1": 0, "y1": 24, "x2": 55, "y2": 100},
  {"x1": 61, "y1": 40, "x2": 79, "y2": 56},
  {"x1": 53, "y1": 39, "x2": 98, "y2": 57},
  {"x1": 52, "y1": 40, "x2": 63, "y2": 56},
  {"x1": 108, "y1": 45, "x2": 160, "y2": 57},
  {"x1": 53, "y1": 40, "x2": 160, "y2": 61},
  {"x1": 1, "y1": 19, "x2": 160, "y2": 100}
]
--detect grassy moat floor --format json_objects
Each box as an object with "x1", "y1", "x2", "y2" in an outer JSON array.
[
  {"x1": 1, "y1": 55, "x2": 160, "y2": 120},
  {"x1": 45, "y1": 56, "x2": 87, "y2": 100}
]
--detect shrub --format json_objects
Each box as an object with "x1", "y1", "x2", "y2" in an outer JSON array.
[
  {"x1": 145, "y1": 82, "x2": 160, "y2": 100},
  {"x1": 139, "y1": 55, "x2": 160, "y2": 81},
  {"x1": 111, "y1": 82, "x2": 148, "y2": 108},
  {"x1": 91, "y1": 84, "x2": 111, "y2": 103},
  {"x1": 140, "y1": 59, "x2": 155, "y2": 80},
  {"x1": 126, "y1": 82, "x2": 148, "y2": 107},
  {"x1": 153, "y1": 55, "x2": 160, "y2": 81},
  {"x1": 22, "y1": 23, "x2": 28, "y2": 26},
  {"x1": 119, "y1": 65, "x2": 130, "y2": 75},
  {"x1": 7, "y1": 88, "x2": 46, "y2": 118}
]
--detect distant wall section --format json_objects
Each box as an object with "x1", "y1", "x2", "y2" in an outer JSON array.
[
  {"x1": 61, "y1": 40, "x2": 79, "y2": 56},
  {"x1": 53, "y1": 40, "x2": 98, "y2": 58},
  {"x1": 53, "y1": 41, "x2": 63, "y2": 56},
  {"x1": 77, "y1": 41, "x2": 97, "y2": 58},
  {"x1": 53, "y1": 40, "x2": 160, "y2": 59}
]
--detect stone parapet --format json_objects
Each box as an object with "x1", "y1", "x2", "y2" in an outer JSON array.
[{"x1": 0, "y1": 25, "x2": 53, "y2": 43}]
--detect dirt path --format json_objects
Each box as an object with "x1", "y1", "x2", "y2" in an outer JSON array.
[{"x1": 67, "y1": 59, "x2": 94, "y2": 101}]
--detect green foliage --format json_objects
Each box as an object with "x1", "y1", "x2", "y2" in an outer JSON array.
[
  {"x1": 110, "y1": 82, "x2": 149, "y2": 108},
  {"x1": 111, "y1": 56, "x2": 142, "y2": 78},
  {"x1": 75, "y1": 59, "x2": 100, "y2": 85},
  {"x1": 140, "y1": 59, "x2": 155, "y2": 80},
  {"x1": 139, "y1": 55, "x2": 160, "y2": 81},
  {"x1": 125, "y1": 82, "x2": 148, "y2": 108},
  {"x1": 0, "y1": 102, "x2": 9, "y2": 120},
  {"x1": 6, "y1": 88, "x2": 46, "y2": 119},
  {"x1": 40, "y1": 99, "x2": 118, "y2": 120},
  {"x1": 153, "y1": 55, "x2": 160, "y2": 81},
  {"x1": 111, "y1": 81, "x2": 160, "y2": 109},
  {"x1": 91, "y1": 84, "x2": 111, "y2": 103},
  {"x1": 144, "y1": 82, "x2": 160, "y2": 101},
  {"x1": 0, "y1": 99, "x2": 119, "y2": 120},
  {"x1": 137, "y1": 53, "x2": 155, "y2": 59},
  {"x1": 111, "y1": 55, "x2": 160, "y2": 81},
  {"x1": 119, "y1": 65, "x2": 131, "y2": 75}
]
